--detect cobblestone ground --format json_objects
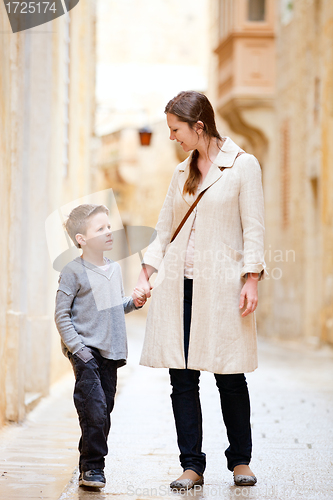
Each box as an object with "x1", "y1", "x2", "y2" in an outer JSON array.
[{"x1": 0, "y1": 315, "x2": 332, "y2": 500}]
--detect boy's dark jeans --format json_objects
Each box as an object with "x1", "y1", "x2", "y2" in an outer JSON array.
[
  {"x1": 169, "y1": 278, "x2": 252, "y2": 475},
  {"x1": 68, "y1": 347, "x2": 118, "y2": 472}
]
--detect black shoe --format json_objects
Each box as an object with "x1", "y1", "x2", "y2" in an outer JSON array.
[{"x1": 79, "y1": 469, "x2": 106, "y2": 488}]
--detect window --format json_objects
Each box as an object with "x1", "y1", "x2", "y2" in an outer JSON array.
[{"x1": 248, "y1": 0, "x2": 266, "y2": 21}]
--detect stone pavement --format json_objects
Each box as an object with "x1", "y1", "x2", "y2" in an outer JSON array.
[
  {"x1": 0, "y1": 371, "x2": 79, "y2": 500},
  {"x1": 0, "y1": 316, "x2": 333, "y2": 500}
]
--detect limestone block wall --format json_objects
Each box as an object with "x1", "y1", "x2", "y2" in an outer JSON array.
[{"x1": 0, "y1": 1, "x2": 96, "y2": 426}]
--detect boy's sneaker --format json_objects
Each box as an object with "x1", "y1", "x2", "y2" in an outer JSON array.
[{"x1": 79, "y1": 469, "x2": 106, "y2": 488}]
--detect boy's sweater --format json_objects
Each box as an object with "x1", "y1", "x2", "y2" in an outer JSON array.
[{"x1": 55, "y1": 256, "x2": 138, "y2": 362}]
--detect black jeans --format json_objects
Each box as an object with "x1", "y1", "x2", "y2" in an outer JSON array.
[
  {"x1": 68, "y1": 347, "x2": 118, "y2": 472},
  {"x1": 169, "y1": 278, "x2": 252, "y2": 475}
]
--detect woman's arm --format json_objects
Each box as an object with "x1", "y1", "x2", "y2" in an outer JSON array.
[
  {"x1": 238, "y1": 155, "x2": 267, "y2": 316},
  {"x1": 135, "y1": 167, "x2": 179, "y2": 294},
  {"x1": 135, "y1": 264, "x2": 156, "y2": 298},
  {"x1": 238, "y1": 155, "x2": 267, "y2": 281},
  {"x1": 141, "y1": 167, "x2": 179, "y2": 269}
]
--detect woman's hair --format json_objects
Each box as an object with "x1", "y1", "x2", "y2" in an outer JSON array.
[
  {"x1": 165, "y1": 91, "x2": 223, "y2": 195},
  {"x1": 64, "y1": 204, "x2": 109, "y2": 248}
]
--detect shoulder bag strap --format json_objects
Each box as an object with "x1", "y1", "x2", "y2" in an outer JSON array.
[
  {"x1": 170, "y1": 186, "x2": 210, "y2": 243},
  {"x1": 169, "y1": 150, "x2": 245, "y2": 244}
]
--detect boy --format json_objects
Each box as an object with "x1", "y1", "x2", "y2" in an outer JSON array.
[{"x1": 55, "y1": 204, "x2": 146, "y2": 489}]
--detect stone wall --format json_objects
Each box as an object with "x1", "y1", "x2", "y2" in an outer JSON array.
[
  {"x1": 0, "y1": 1, "x2": 96, "y2": 426},
  {"x1": 273, "y1": 0, "x2": 333, "y2": 343},
  {"x1": 209, "y1": 0, "x2": 333, "y2": 345}
]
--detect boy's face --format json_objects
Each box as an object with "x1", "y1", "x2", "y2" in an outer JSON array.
[{"x1": 77, "y1": 212, "x2": 113, "y2": 252}]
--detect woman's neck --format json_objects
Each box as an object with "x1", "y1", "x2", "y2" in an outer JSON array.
[
  {"x1": 196, "y1": 136, "x2": 222, "y2": 164},
  {"x1": 196, "y1": 137, "x2": 223, "y2": 177}
]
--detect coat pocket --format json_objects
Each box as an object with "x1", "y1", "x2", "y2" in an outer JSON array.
[{"x1": 220, "y1": 242, "x2": 243, "y2": 263}]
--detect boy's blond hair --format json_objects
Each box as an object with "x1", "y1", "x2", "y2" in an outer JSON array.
[{"x1": 64, "y1": 204, "x2": 109, "y2": 248}]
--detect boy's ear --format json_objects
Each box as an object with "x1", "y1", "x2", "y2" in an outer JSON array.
[{"x1": 75, "y1": 233, "x2": 86, "y2": 247}]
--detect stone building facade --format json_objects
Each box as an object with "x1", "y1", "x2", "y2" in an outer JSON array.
[
  {"x1": 210, "y1": 0, "x2": 333, "y2": 345},
  {"x1": 0, "y1": 1, "x2": 96, "y2": 426}
]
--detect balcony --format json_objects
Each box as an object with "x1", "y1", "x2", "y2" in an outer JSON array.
[{"x1": 214, "y1": 0, "x2": 276, "y2": 152}]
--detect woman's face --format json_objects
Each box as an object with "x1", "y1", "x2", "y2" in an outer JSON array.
[{"x1": 166, "y1": 113, "x2": 201, "y2": 152}]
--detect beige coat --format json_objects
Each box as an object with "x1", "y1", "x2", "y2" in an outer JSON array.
[{"x1": 140, "y1": 137, "x2": 267, "y2": 374}]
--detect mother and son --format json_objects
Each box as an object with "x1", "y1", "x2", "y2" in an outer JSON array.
[{"x1": 55, "y1": 91, "x2": 267, "y2": 490}]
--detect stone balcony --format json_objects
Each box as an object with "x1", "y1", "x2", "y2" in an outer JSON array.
[{"x1": 214, "y1": 0, "x2": 276, "y2": 156}]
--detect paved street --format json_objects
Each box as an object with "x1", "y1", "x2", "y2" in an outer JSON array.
[{"x1": 0, "y1": 315, "x2": 333, "y2": 500}]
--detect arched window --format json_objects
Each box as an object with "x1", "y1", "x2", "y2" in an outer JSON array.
[{"x1": 248, "y1": 0, "x2": 266, "y2": 21}]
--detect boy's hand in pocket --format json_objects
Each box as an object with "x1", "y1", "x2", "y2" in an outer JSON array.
[{"x1": 75, "y1": 346, "x2": 94, "y2": 363}]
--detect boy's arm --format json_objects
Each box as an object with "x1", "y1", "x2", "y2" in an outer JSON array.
[
  {"x1": 54, "y1": 274, "x2": 87, "y2": 354},
  {"x1": 122, "y1": 287, "x2": 143, "y2": 313},
  {"x1": 123, "y1": 295, "x2": 139, "y2": 313},
  {"x1": 116, "y1": 265, "x2": 143, "y2": 313}
]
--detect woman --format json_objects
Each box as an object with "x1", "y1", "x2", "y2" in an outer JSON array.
[{"x1": 135, "y1": 91, "x2": 267, "y2": 489}]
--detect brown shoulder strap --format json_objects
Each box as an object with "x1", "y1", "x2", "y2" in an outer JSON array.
[
  {"x1": 170, "y1": 187, "x2": 209, "y2": 243},
  {"x1": 169, "y1": 150, "x2": 245, "y2": 244}
]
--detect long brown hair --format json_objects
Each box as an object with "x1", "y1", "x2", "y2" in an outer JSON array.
[{"x1": 165, "y1": 91, "x2": 222, "y2": 195}]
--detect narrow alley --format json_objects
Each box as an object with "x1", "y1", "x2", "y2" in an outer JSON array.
[{"x1": 0, "y1": 316, "x2": 332, "y2": 500}]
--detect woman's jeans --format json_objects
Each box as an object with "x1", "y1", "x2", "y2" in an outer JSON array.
[
  {"x1": 68, "y1": 347, "x2": 118, "y2": 472},
  {"x1": 169, "y1": 278, "x2": 252, "y2": 475}
]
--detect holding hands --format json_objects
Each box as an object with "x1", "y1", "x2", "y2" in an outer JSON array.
[
  {"x1": 132, "y1": 287, "x2": 148, "y2": 308},
  {"x1": 132, "y1": 264, "x2": 156, "y2": 308},
  {"x1": 135, "y1": 264, "x2": 155, "y2": 298}
]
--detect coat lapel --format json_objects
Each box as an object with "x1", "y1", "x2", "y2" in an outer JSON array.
[{"x1": 177, "y1": 137, "x2": 244, "y2": 206}]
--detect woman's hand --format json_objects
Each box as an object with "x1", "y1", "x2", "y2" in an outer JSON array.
[
  {"x1": 239, "y1": 273, "x2": 259, "y2": 317},
  {"x1": 135, "y1": 264, "x2": 155, "y2": 298}
]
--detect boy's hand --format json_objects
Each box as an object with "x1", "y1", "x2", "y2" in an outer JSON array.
[
  {"x1": 75, "y1": 346, "x2": 94, "y2": 363},
  {"x1": 132, "y1": 287, "x2": 147, "y2": 308}
]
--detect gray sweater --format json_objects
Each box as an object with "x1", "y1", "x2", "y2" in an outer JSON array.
[{"x1": 54, "y1": 257, "x2": 139, "y2": 362}]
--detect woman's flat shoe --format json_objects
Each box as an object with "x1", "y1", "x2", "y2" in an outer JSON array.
[
  {"x1": 233, "y1": 473, "x2": 257, "y2": 486},
  {"x1": 170, "y1": 476, "x2": 204, "y2": 490}
]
